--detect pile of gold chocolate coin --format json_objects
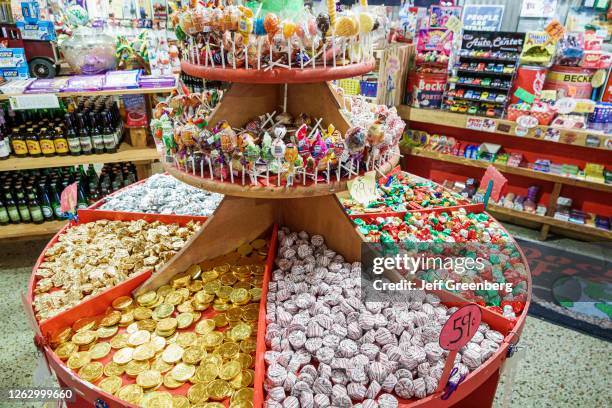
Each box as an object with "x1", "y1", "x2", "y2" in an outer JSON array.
[{"x1": 50, "y1": 238, "x2": 269, "y2": 408}]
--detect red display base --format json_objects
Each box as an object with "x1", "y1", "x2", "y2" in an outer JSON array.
[{"x1": 181, "y1": 60, "x2": 376, "y2": 83}]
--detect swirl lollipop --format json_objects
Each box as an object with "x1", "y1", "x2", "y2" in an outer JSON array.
[
  {"x1": 264, "y1": 13, "x2": 280, "y2": 66},
  {"x1": 283, "y1": 20, "x2": 297, "y2": 68},
  {"x1": 345, "y1": 126, "x2": 367, "y2": 174},
  {"x1": 284, "y1": 143, "x2": 299, "y2": 185}
]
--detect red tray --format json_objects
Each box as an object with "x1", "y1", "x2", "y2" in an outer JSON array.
[{"x1": 36, "y1": 224, "x2": 279, "y2": 408}]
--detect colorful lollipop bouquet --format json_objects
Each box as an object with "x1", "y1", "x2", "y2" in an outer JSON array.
[
  {"x1": 151, "y1": 90, "x2": 405, "y2": 187},
  {"x1": 174, "y1": 0, "x2": 381, "y2": 70}
]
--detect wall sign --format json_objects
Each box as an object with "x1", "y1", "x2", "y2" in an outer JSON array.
[
  {"x1": 520, "y1": 0, "x2": 558, "y2": 18},
  {"x1": 461, "y1": 5, "x2": 504, "y2": 32},
  {"x1": 462, "y1": 31, "x2": 524, "y2": 54}
]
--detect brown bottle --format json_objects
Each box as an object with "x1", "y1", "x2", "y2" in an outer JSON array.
[
  {"x1": 25, "y1": 127, "x2": 42, "y2": 157},
  {"x1": 53, "y1": 126, "x2": 69, "y2": 156},
  {"x1": 39, "y1": 127, "x2": 56, "y2": 157},
  {"x1": 10, "y1": 127, "x2": 28, "y2": 157}
]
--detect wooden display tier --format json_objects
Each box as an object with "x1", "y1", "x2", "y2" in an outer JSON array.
[
  {"x1": 409, "y1": 147, "x2": 612, "y2": 193},
  {"x1": 0, "y1": 220, "x2": 66, "y2": 240},
  {"x1": 27, "y1": 193, "x2": 531, "y2": 408},
  {"x1": 163, "y1": 147, "x2": 400, "y2": 198},
  {"x1": 401, "y1": 106, "x2": 612, "y2": 241},
  {"x1": 488, "y1": 204, "x2": 612, "y2": 242},
  {"x1": 181, "y1": 60, "x2": 375, "y2": 83},
  {"x1": 0, "y1": 144, "x2": 158, "y2": 172},
  {"x1": 0, "y1": 83, "x2": 176, "y2": 100},
  {"x1": 401, "y1": 107, "x2": 611, "y2": 151}
]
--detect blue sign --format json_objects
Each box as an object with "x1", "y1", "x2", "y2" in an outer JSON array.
[{"x1": 462, "y1": 5, "x2": 505, "y2": 32}]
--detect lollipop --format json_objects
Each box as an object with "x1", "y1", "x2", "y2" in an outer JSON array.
[
  {"x1": 359, "y1": 12, "x2": 375, "y2": 33},
  {"x1": 264, "y1": 13, "x2": 280, "y2": 41},
  {"x1": 316, "y1": 13, "x2": 331, "y2": 39},
  {"x1": 284, "y1": 143, "x2": 300, "y2": 185},
  {"x1": 217, "y1": 122, "x2": 237, "y2": 155},
  {"x1": 367, "y1": 120, "x2": 384, "y2": 146},
  {"x1": 345, "y1": 127, "x2": 367, "y2": 155},
  {"x1": 283, "y1": 20, "x2": 297, "y2": 40},
  {"x1": 295, "y1": 124, "x2": 311, "y2": 159},
  {"x1": 310, "y1": 131, "x2": 329, "y2": 160}
]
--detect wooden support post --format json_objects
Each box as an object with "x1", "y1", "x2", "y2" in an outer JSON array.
[
  {"x1": 134, "y1": 160, "x2": 153, "y2": 180},
  {"x1": 540, "y1": 182, "x2": 562, "y2": 241}
]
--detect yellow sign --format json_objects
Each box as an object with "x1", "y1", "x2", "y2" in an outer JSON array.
[
  {"x1": 444, "y1": 16, "x2": 463, "y2": 33},
  {"x1": 348, "y1": 171, "x2": 377, "y2": 206}
]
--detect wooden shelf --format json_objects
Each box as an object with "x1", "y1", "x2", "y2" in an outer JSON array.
[
  {"x1": 0, "y1": 220, "x2": 66, "y2": 240},
  {"x1": 0, "y1": 85, "x2": 176, "y2": 100},
  {"x1": 401, "y1": 106, "x2": 612, "y2": 152},
  {"x1": 407, "y1": 147, "x2": 612, "y2": 193},
  {"x1": 0, "y1": 144, "x2": 159, "y2": 172},
  {"x1": 488, "y1": 204, "x2": 612, "y2": 241}
]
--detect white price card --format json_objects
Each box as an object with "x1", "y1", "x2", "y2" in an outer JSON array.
[
  {"x1": 348, "y1": 171, "x2": 377, "y2": 207},
  {"x1": 9, "y1": 93, "x2": 60, "y2": 110}
]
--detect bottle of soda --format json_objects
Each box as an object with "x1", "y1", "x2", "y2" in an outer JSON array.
[
  {"x1": 37, "y1": 182, "x2": 54, "y2": 222},
  {"x1": 39, "y1": 127, "x2": 56, "y2": 157},
  {"x1": 10, "y1": 127, "x2": 28, "y2": 157},
  {"x1": 3, "y1": 186, "x2": 20, "y2": 223},
  {"x1": 89, "y1": 111, "x2": 105, "y2": 154},
  {"x1": 76, "y1": 113, "x2": 93, "y2": 155},
  {"x1": 0, "y1": 196, "x2": 9, "y2": 225},
  {"x1": 0, "y1": 129, "x2": 9, "y2": 160},
  {"x1": 49, "y1": 181, "x2": 63, "y2": 219},
  {"x1": 53, "y1": 126, "x2": 69, "y2": 156},
  {"x1": 77, "y1": 179, "x2": 89, "y2": 209},
  {"x1": 15, "y1": 187, "x2": 31, "y2": 223},
  {"x1": 65, "y1": 114, "x2": 81, "y2": 156},
  {"x1": 102, "y1": 111, "x2": 117, "y2": 153},
  {"x1": 25, "y1": 127, "x2": 42, "y2": 157},
  {"x1": 26, "y1": 185, "x2": 44, "y2": 224}
]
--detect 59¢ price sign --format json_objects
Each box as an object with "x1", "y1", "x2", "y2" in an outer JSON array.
[{"x1": 439, "y1": 304, "x2": 482, "y2": 351}]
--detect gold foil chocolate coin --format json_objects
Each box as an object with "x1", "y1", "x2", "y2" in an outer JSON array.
[
  {"x1": 171, "y1": 362, "x2": 196, "y2": 382},
  {"x1": 78, "y1": 362, "x2": 103, "y2": 382},
  {"x1": 112, "y1": 295, "x2": 133, "y2": 310},
  {"x1": 136, "y1": 369, "x2": 163, "y2": 388},
  {"x1": 187, "y1": 382, "x2": 210, "y2": 404},
  {"x1": 89, "y1": 342, "x2": 111, "y2": 360},
  {"x1": 103, "y1": 361, "x2": 125, "y2": 377},
  {"x1": 113, "y1": 347, "x2": 134, "y2": 364},
  {"x1": 98, "y1": 375, "x2": 122, "y2": 395},
  {"x1": 67, "y1": 351, "x2": 91, "y2": 369},
  {"x1": 55, "y1": 342, "x2": 78, "y2": 360},
  {"x1": 117, "y1": 384, "x2": 144, "y2": 405},
  {"x1": 162, "y1": 343, "x2": 184, "y2": 363},
  {"x1": 207, "y1": 379, "x2": 232, "y2": 400}
]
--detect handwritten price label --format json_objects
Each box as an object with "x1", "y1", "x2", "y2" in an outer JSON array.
[
  {"x1": 60, "y1": 182, "x2": 78, "y2": 214},
  {"x1": 439, "y1": 304, "x2": 482, "y2": 351},
  {"x1": 348, "y1": 171, "x2": 377, "y2": 207}
]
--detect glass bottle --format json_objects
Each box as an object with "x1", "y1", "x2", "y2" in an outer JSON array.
[
  {"x1": 89, "y1": 111, "x2": 105, "y2": 154},
  {"x1": 49, "y1": 181, "x2": 63, "y2": 219},
  {"x1": 26, "y1": 185, "x2": 44, "y2": 224},
  {"x1": 25, "y1": 127, "x2": 41, "y2": 157},
  {"x1": 3, "y1": 186, "x2": 20, "y2": 223},
  {"x1": 15, "y1": 187, "x2": 31, "y2": 223},
  {"x1": 37, "y1": 182, "x2": 54, "y2": 221},
  {"x1": 76, "y1": 113, "x2": 93, "y2": 155},
  {"x1": 0, "y1": 196, "x2": 9, "y2": 225},
  {"x1": 10, "y1": 127, "x2": 28, "y2": 157},
  {"x1": 102, "y1": 111, "x2": 117, "y2": 153},
  {"x1": 53, "y1": 126, "x2": 69, "y2": 156},
  {"x1": 65, "y1": 114, "x2": 81, "y2": 156},
  {"x1": 39, "y1": 127, "x2": 56, "y2": 157}
]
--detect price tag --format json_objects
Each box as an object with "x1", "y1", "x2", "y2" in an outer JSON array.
[
  {"x1": 439, "y1": 304, "x2": 482, "y2": 351},
  {"x1": 516, "y1": 115, "x2": 538, "y2": 129},
  {"x1": 347, "y1": 171, "x2": 377, "y2": 207},
  {"x1": 574, "y1": 100, "x2": 596, "y2": 113},
  {"x1": 60, "y1": 182, "x2": 78, "y2": 214},
  {"x1": 9, "y1": 93, "x2": 60, "y2": 110},
  {"x1": 555, "y1": 97, "x2": 577, "y2": 114},
  {"x1": 513, "y1": 87, "x2": 535, "y2": 104},
  {"x1": 444, "y1": 15, "x2": 463, "y2": 33},
  {"x1": 544, "y1": 19, "x2": 565, "y2": 41}
]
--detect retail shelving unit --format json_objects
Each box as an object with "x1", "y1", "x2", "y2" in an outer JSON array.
[{"x1": 400, "y1": 107, "x2": 612, "y2": 241}]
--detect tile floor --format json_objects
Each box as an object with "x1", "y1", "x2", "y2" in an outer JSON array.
[{"x1": 0, "y1": 233, "x2": 609, "y2": 408}]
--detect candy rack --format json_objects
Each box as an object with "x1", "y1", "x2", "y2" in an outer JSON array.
[{"x1": 445, "y1": 31, "x2": 524, "y2": 118}]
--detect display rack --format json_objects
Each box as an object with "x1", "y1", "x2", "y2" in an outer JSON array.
[
  {"x1": 401, "y1": 107, "x2": 612, "y2": 241},
  {"x1": 0, "y1": 84, "x2": 177, "y2": 100},
  {"x1": 27, "y1": 50, "x2": 530, "y2": 408},
  {"x1": 0, "y1": 220, "x2": 66, "y2": 240}
]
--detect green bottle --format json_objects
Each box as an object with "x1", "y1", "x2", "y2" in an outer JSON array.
[
  {"x1": 15, "y1": 188, "x2": 31, "y2": 223},
  {"x1": 0, "y1": 196, "x2": 9, "y2": 225},
  {"x1": 26, "y1": 185, "x2": 44, "y2": 224},
  {"x1": 77, "y1": 178, "x2": 88, "y2": 209},
  {"x1": 3, "y1": 187, "x2": 20, "y2": 223},
  {"x1": 49, "y1": 182, "x2": 63, "y2": 219},
  {"x1": 37, "y1": 183, "x2": 54, "y2": 221}
]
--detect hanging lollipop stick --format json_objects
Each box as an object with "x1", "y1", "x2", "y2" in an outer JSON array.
[
  {"x1": 191, "y1": 156, "x2": 196, "y2": 175},
  {"x1": 232, "y1": 35, "x2": 236, "y2": 69},
  {"x1": 308, "y1": 118, "x2": 323, "y2": 138},
  {"x1": 221, "y1": 41, "x2": 226, "y2": 68}
]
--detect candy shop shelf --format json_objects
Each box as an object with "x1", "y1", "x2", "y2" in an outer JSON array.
[
  {"x1": 0, "y1": 84, "x2": 176, "y2": 100},
  {"x1": 488, "y1": 204, "x2": 612, "y2": 241},
  {"x1": 449, "y1": 81, "x2": 511, "y2": 92},
  {"x1": 408, "y1": 147, "x2": 612, "y2": 193},
  {"x1": 454, "y1": 68, "x2": 514, "y2": 77},
  {"x1": 0, "y1": 220, "x2": 66, "y2": 240},
  {"x1": 181, "y1": 60, "x2": 376, "y2": 83},
  {"x1": 446, "y1": 96, "x2": 507, "y2": 105},
  {"x1": 400, "y1": 107, "x2": 612, "y2": 151},
  {"x1": 0, "y1": 144, "x2": 159, "y2": 172},
  {"x1": 162, "y1": 147, "x2": 400, "y2": 199}
]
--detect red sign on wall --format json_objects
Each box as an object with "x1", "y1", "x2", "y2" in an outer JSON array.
[{"x1": 601, "y1": 70, "x2": 612, "y2": 103}]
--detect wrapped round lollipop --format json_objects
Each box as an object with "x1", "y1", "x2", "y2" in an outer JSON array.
[
  {"x1": 295, "y1": 124, "x2": 312, "y2": 160},
  {"x1": 345, "y1": 126, "x2": 367, "y2": 173}
]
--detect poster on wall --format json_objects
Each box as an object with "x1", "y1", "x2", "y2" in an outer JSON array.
[
  {"x1": 429, "y1": 6, "x2": 462, "y2": 29},
  {"x1": 461, "y1": 5, "x2": 504, "y2": 32},
  {"x1": 461, "y1": 31, "x2": 524, "y2": 54},
  {"x1": 520, "y1": 0, "x2": 558, "y2": 18}
]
